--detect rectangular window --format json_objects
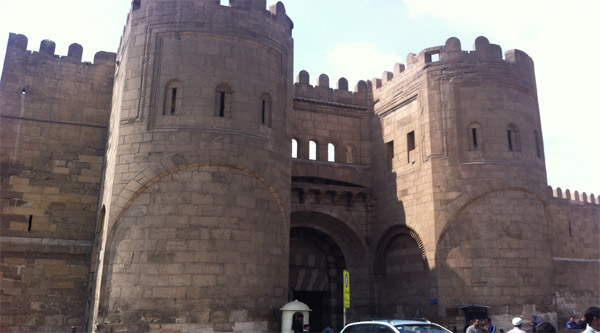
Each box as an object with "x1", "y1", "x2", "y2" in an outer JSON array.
[
  {"x1": 386, "y1": 141, "x2": 394, "y2": 170},
  {"x1": 261, "y1": 100, "x2": 266, "y2": 124},
  {"x1": 507, "y1": 131, "x2": 513, "y2": 151},
  {"x1": 472, "y1": 128, "x2": 478, "y2": 149},
  {"x1": 407, "y1": 131, "x2": 415, "y2": 163}
]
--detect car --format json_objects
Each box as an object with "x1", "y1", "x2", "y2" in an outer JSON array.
[{"x1": 340, "y1": 319, "x2": 453, "y2": 333}]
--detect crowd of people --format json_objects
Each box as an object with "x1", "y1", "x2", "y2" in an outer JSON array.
[
  {"x1": 565, "y1": 307, "x2": 599, "y2": 333},
  {"x1": 464, "y1": 307, "x2": 599, "y2": 333}
]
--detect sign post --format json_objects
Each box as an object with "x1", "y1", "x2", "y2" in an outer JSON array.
[{"x1": 343, "y1": 270, "x2": 350, "y2": 327}]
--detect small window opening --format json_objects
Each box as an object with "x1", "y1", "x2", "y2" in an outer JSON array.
[
  {"x1": 292, "y1": 139, "x2": 298, "y2": 158},
  {"x1": 507, "y1": 124, "x2": 520, "y2": 152},
  {"x1": 468, "y1": 123, "x2": 482, "y2": 151},
  {"x1": 328, "y1": 143, "x2": 335, "y2": 162},
  {"x1": 28, "y1": 215, "x2": 33, "y2": 231},
  {"x1": 170, "y1": 88, "x2": 177, "y2": 115},
  {"x1": 346, "y1": 144, "x2": 355, "y2": 164},
  {"x1": 386, "y1": 141, "x2": 394, "y2": 170},
  {"x1": 426, "y1": 52, "x2": 440, "y2": 63},
  {"x1": 407, "y1": 131, "x2": 415, "y2": 163},
  {"x1": 219, "y1": 92, "x2": 225, "y2": 117},
  {"x1": 309, "y1": 140, "x2": 317, "y2": 161},
  {"x1": 261, "y1": 100, "x2": 266, "y2": 124},
  {"x1": 163, "y1": 80, "x2": 182, "y2": 115},
  {"x1": 534, "y1": 130, "x2": 541, "y2": 158},
  {"x1": 215, "y1": 83, "x2": 233, "y2": 118}
]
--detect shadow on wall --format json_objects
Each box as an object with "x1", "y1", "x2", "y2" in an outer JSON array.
[{"x1": 435, "y1": 188, "x2": 555, "y2": 328}]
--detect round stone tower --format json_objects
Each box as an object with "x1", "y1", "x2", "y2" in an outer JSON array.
[
  {"x1": 425, "y1": 37, "x2": 553, "y2": 321},
  {"x1": 370, "y1": 36, "x2": 552, "y2": 322},
  {"x1": 91, "y1": 0, "x2": 293, "y2": 331}
]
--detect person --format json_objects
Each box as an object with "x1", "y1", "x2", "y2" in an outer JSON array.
[
  {"x1": 567, "y1": 316, "x2": 579, "y2": 330},
  {"x1": 292, "y1": 314, "x2": 304, "y2": 333},
  {"x1": 465, "y1": 320, "x2": 474, "y2": 333},
  {"x1": 303, "y1": 324, "x2": 311, "y2": 332},
  {"x1": 507, "y1": 317, "x2": 527, "y2": 333},
  {"x1": 582, "y1": 307, "x2": 600, "y2": 333},
  {"x1": 486, "y1": 318, "x2": 497, "y2": 333},
  {"x1": 322, "y1": 327, "x2": 334, "y2": 333},
  {"x1": 537, "y1": 322, "x2": 556, "y2": 333},
  {"x1": 482, "y1": 321, "x2": 491, "y2": 333},
  {"x1": 532, "y1": 314, "x2": 543, "y2": 333},
  {"x1": 466, "y1": 319, "x2": 484, "y2": 333},
  {"x1": 578, "y1": 316, "x2": 587, "y2": 330}
]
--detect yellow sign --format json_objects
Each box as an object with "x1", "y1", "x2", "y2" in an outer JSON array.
[{"x1": 343, "y1": 269, "x2": 350, "y2": 308}]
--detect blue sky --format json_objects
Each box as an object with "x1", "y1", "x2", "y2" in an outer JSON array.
[{"x1": 1, "y1": 0, "x2": 598, "y2": 196}]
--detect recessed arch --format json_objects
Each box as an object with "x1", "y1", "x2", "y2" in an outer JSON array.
[
  {"x1": 106, "y1": 162, "x2": 286, "y2": 249},
  {"x1": 374, "y1": 225, "x2": 428, "y2": 275},
  {"x1": 290, "y1": 211, "x2": 367, "y2": 268}
]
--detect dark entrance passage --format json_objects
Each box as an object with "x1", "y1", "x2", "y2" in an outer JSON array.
[
  {"x1": 289, "y1": 227, "x2": 346, "y2": 331},
  {"x1": 292, "y1": 291, "x2": 327, "y2": 331}
]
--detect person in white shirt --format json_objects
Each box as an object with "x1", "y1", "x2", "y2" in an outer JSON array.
[
  {"x1": 582, "y1": 307, "x2": 600, "y2": 333},
  {"x1": 506, "y1": 317, "x2": 527, "y2": 333}
]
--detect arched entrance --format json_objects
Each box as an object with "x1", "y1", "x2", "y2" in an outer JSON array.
[{"x1": 289, "y1": 227, "x2": 345, "y2": 331}]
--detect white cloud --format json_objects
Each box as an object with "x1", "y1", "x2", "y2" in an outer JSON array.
[{"x1": 325, "y1": 42, "x2": 402, "y2": 87}]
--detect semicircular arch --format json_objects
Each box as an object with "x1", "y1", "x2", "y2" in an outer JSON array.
[
  {"x1": 107, "y1": 162, "x2": 287, "y2": 251},
  {"x1": 374, "y1": 225, "x2": 429, "y2": 275},
  {"x1": 291, "y1": 211, "x2": 367, "y2": 268},
  {"x1": 437, "y1": 186, "x2": 552, "y2": 248}
]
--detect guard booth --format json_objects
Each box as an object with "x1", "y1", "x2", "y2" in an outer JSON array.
[
  {"x1": 280, "y1": 300, "x2": 311, "y2": 333},
  {"x1": 460, "y1": 305, "x2": 489, "y2": 331}
]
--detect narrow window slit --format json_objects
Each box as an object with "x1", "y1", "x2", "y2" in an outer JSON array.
[
  {"x1": 170, "y1": 88, "x2": 177, "y2": 115},
  {"x1": 507, "y1": 131, "x2": 513, "y2": 151},
  {"x1": 262, "y1": 100, "x2": 266, "y2": 124},
  {"x1": 472, "y1": 128, "x2": 478, "y2": 148},
  {"x1": 28, "y1": 215, "x2": 33, "y2": 231},
  {"x1": 219, "y1": 92, "x2": 225, "y2": 117}
]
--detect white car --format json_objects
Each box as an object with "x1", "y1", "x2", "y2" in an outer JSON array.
[{"x1": 341, "y1": 319, "x2": 453, "y2": 333}]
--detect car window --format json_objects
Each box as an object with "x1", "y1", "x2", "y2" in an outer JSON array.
[
  {"x1": 344, "y1": 323, "x2": 396, "y2": 333},
  {"x1": 374, "y1": 324, "x2": 396, "y2": 332},
  {"x1": 395, "y1": 324, "x2": 450, "y2": 333}
]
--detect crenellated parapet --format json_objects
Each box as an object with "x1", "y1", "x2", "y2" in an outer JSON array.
[
  {"x1": 371, "y1": 36, "x2": 535, "y2": 91},
  {"x1": 1, "y1": 33, "x2": 116, "y2": 125},
  {"x1": 5, "y1": 33, "x2": 116, "y2": 65},
  {"x1": 294, "y1": 70, "x2": 369, "y2": 109},
  {"x1": 125, "y1": 0, "x2": 293, "y2": 32},
  {"x1": 549, "y1": 186, "x2": 599, "y2": 205}
]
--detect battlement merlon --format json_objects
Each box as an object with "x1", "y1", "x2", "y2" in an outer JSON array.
[
  {"x1": 372, "y1": 36, "x2": 535, "y2": 90},
  {"x1": 549, "y1": 186, "x2": 599, "y2": 206},
  {"x1": 293, "y1": 70, "x2": 370, "y2": 109},
  {"x1": 127, "y1": 0, "x2": 293, "y2": 32},
  {"x1": 6, "y1": 33, "x2": 116, "y2": 65}
]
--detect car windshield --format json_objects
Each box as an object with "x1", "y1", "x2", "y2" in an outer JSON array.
[{"x1": 395, "y1": 324, "x2": 450, "y2": 333}]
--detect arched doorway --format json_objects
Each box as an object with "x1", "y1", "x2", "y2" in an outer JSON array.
[{"x1": 289, "y1": 227, "x2": 345, "y2": 331}]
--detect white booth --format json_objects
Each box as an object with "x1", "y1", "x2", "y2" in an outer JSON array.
[{"x1": 280, "y1": 300, "x2": 311, "y2": 333}]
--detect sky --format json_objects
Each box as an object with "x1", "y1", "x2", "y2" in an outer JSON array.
[{"x1": 0, "y1": 0, "x2": 598, "y2": 196}]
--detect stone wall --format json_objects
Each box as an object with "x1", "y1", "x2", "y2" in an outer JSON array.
[
  {"x1": 0, "y1": 34, "x2": 115, "y2": 332},
  {"x1": 548, "y1": 188, "x2": 600, "y2": 326}
]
